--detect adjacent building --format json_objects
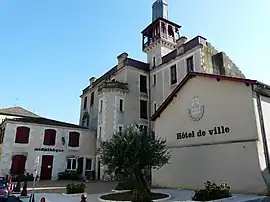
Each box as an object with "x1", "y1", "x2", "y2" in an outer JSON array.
[
  {"x1": 79, "y1": 0, "x2": 245, "y2": 179},
  {"x1": 0, "y1": 107, "x2": 96, "y2": 180},
  {"x1": 151, "y1": 72, "x2": 270, "y2": 194}
]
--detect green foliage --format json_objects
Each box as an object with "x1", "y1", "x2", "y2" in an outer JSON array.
[
  {"x1": 99, "y1": 124, "x2": 170, "y2": 199},
  {"x1": 66, "y1": 183, "x2": 86, "y2": 194},
  {"x1": 11, "y1": 173, "x2": 34, "y2": 182},
  {"x1": 192, "y1": 181, "x2": 232, "y2": 201},
  {"x1": 58, "y1": 170, "x2": 82, "y2": 181},
  {"x1": 99, "y1": 125, "x2": 170, "y2": 178}
]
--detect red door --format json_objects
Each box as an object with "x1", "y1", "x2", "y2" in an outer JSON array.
[{"x1": 40, "y1": 155, "x2": 54, "y2": 180}]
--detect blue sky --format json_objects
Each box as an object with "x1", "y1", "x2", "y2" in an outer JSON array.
[{"x1": 0, "y1": 0, "x2": 269, "y2": 124}]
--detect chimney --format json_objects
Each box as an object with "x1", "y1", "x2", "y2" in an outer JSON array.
[
  {"x1": 89, "y1": 77, "x2": 96, "y2": 86},
  {"x1": 117, "y1": 52, "x2": 128, "y2": 69},
  {"x1": 176, "y1": 36, "x2": 187, "y2": 55}
]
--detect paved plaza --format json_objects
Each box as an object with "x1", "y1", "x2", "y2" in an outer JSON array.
[
  {"x1": 17, "y1": 189, "x2": 269, "y2": 202},
  {"x1": 12, "y1": 180, "x2": 270, "y2": 202}
]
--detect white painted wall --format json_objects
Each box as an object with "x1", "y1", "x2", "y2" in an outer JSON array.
[
  {"x1": 0, "y1": 121, "x2": 96, "y2": 180},
  {"x1": 153, "y1": 76, "x2": 267, "y2": 194}
]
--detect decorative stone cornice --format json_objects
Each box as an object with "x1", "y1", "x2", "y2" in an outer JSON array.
[
  {"x1": 97, "y1": 81, "x2": 129, "y2": 94},
  {"x1": 143, "y1": 38, "x2": 176, "y2": 53}
]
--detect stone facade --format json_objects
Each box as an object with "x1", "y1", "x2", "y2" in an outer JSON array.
[
  {"x1": 79, "y1": 1, "x2": 246, "y2": 180},
  {"x1": 152, "y1": 73, "x2": 270, "y2": 194}
]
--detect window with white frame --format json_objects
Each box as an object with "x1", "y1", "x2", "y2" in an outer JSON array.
[
  {"x1": 153, "y1": 102, "x2": 157, "y2": 113},
  {"x1": 99, "y1": 100, "x2": 103, "y2": 112},
  {"x1": 99, "y1": 126, "x2": 102, "y2": 139},
  {"x1": 119, "y1": 99, "x2": 124, "y2": 112},
  {"x1": 152, "y1": 57, "x2": 156, "y2": 67},
  {"x1": 152, "y1": 74, "x2": 157, "y2": 85},
  {"x1": 67, "y1": 158, "x2": 77, "y2": 170}
]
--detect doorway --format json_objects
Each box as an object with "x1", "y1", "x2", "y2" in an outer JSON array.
[{"x1": 40, "y1": 155, "x2": 54, "y2": 180}]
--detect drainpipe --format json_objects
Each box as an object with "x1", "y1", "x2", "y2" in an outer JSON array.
[
  {"x1": 254, "y1": 88, "x2": 270, "y2": 174},
  {"x1": 148, "y1": 70, "x2": 152, "y2": 137},
  {"x1": 148, "y1": 69, "x2": 152, "y2": 185}
]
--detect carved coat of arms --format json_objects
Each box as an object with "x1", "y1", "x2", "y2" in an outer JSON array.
[{"x1": 188, "y1": 96, "x2": 204, "y2": 122}]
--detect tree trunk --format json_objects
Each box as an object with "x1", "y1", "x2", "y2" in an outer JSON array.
[{"x1": 134, "y1": 169, "x2": 150, "y2": 194}]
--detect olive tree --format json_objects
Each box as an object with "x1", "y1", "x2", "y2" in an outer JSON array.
[{"x1": 98, "y1": 125, "x2": 171, "y2": 195}]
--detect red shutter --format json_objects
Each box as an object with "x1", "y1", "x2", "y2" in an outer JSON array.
[
  {"x1": 43, "y1": 129, "x2": 56, "y2": 145},
  {"x1": 15, "y1": 127, "x2": 30, "y2": 144},
  {"x1": 11, "y1": 155, "x2": 26, "y2": 174},
  {"x1": 68, "y1": 132, "x2": 80, "y2": 147}
]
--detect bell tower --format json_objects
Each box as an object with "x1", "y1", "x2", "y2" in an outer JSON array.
[{"x1": 142, "y1": 0, "x2": 181, "y2": 68}]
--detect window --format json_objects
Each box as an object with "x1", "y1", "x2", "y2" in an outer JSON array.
[
  {"x1": 67, "y1": 158, "x2": 77, "y2": 170},
  {"x1": 83, "y1": 96, "x2": 87, "y2": 110},
  {"x1": 119, "y1": 99, "x2": 124, "y2": 112},
  {"x1": 90, "y1": 92, "x2": 94, "y2": 106},
  {"x1": 15, "y1": 126, "x2": 30, "y2": 144},
  {"x1": 153, "y1": 103, "x2": 157, "y2": 112},
  {"x1": 85, "y1": 158, "x2": 92, "y2": 171},
  {"x1": 43, "y1": 129, "x2": 56, "y2": 146},
  {"x1": 99, "y1": 126, "x2": 102, "y2": 139},
  {"x1": 68, "y1": 132, "x2": 80, "y2": 147},
  {"x1": 168, "y1": 25, "x2": 174, "y2": 37},
  {"x1": 186, "y1": 56, "x2": 194, "y2": 72},
  {"x1": 82, "y1": 112, "x2": 89, "y2": 127},
  {"x1": 10, "y1": 155, "x2": 26, "y2": 175},
  {"x1": 139, "y1": 125, "x2": 148, "y2": 135},
  {"x1": 153, "y1": 57, "x2": 156, "y2": 67},
  {"x1": 161, "y1": 23, "x2": 166, "y2": 33},
  {"x1": 140, "y1": 75, "x2": 147, "y2": 93},
  {"x1": 140, "y1": 100, "x2": 148, "y2": 119},
  {"x1": 170, "y1": 65, "x2": 177, "y2": 85},
  {"x1": 152, "y1": 74, "x2": 157, "y2": 85},
  {"x1": 118, "y1": 126, "x2": 123, "y2": 134},
  {"x1": 100, "y1": 100, "x2": 103, "y2": 112}
]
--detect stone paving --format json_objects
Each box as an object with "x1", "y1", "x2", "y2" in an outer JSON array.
[
  {"x1": 16, "y1": 189, "x2": 269, "y2": 202},
  {"x1": 12, "y1": 181, "x2": 270, "y2": 202}
]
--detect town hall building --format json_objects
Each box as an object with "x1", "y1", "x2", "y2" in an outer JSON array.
[
  {"x1": 151, "y1": 72, "x2": 270, "y2": 194},
  {"x1": 79, "y1": 0, "x2": 245, "y2": 180}
]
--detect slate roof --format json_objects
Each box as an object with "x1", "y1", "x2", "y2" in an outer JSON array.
[
  {"x1": 0, "y1": 106, "x2": 40, "y2": 118},
  {"x1": 4, "y1": 116, "x2": 89, "y2": 130},
  {"x1": 82, "y1": 58, "x2": 149, "y2": 95},
  {"x1": 151, "y1": 72, "x2": 259, "y2": 121}
]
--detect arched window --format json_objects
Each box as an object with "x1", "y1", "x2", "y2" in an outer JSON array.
[
  {"x1": 168, "y1": 25, "x2": 174, "y2": 37},
  {"x1": 161, "y1": 22, "x2": 166, "y2": 33},
  {"x1": 15, "y1": 126, "x2": 30, "y2": 144},
  {"x1": 10, "y1": 155, "x2": 26, "y2": 175},
  {"x1": 68, "y1": 132, "x2": 80, "y2": 147},
  {"x1": 43, "y1": 129, "x2": 56, "y2": 146}
]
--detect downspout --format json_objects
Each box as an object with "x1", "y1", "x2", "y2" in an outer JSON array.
[
  {"x1": 254, "y1": 88, "x2": 270, "y2": 193},
  {"x1": 254, "y1": 85, "x2": 270, "y2": 176},
  {"x1": 148, "y1": 71, "x2": 152, "y2": 137},
  {"x1": 148, "y1": 69, "x2": 152, "y2": 185}
]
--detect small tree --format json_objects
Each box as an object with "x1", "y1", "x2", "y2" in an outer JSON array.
[{"x1": 99, "y1": 125, "x2": 171, "y2": 198}]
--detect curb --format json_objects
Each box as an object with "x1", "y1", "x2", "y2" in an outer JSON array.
[
  {"x1": 173, "y1": 196, "x2": 238, "y2": 202},
  {"x1": 98, "y1": 192, "x2": 171, "y2": 202},
  {"x1": 61, "y1": 193, "x2": 87, "y2": 196},
  {"x1": 111, "y1": 190, "x2": 130, "y2": 193}
]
